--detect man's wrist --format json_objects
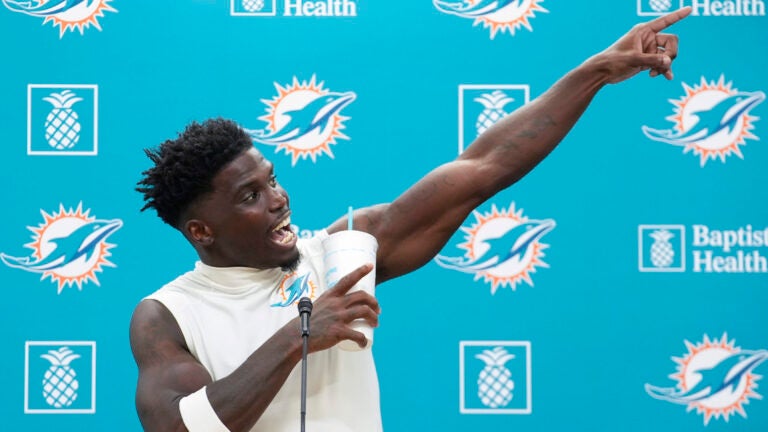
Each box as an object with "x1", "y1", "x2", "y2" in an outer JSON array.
[
  {"x1": 579, "y1": 53, "x2": 617, "y2": 87},
  {"x1": 277, "y1": 318, "x2": 305, "y2": 364}
]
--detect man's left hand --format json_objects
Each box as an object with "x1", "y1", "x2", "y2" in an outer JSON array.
[{"x1": 597, "y1": 6, "x2": 692, "y2": 84}]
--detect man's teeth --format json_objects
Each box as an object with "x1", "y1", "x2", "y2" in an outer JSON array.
[
  {"x1": 273, "y1": 217, "x2": 291, "y2": 232},
  {"x1": 277, "y1": 230, "x2": 296, "y2": 245},
  {"x1": 272, "y1": 217, "x2": 294, "y2": 245}
]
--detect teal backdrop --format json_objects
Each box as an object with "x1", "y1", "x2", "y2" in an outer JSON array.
[{"x1": 1, "y1": 1, "x2": 767, "y2": 431}]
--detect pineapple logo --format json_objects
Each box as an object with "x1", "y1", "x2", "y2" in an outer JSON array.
[
  {"x1": 645, "y1": 333, "x2": 768, "y2": 425},
  {"x1": 25, "y1": 341, "x2": 96, "y2": 414},
  {"x1": 637, "y1": 0, "x2": 680, "y2": 16},
  {"x1": 3, "y1": 0, "x2": 117, "y2": 38},
  {"x1": 649, "y1": 0, "x2": 673, "y2": 12},
  {"x1": 474, "y1": 90, "x2": 515, "y2": 136},
  {"x1": 0, "y1": 203, "x2": 123, "y2": 293},
  {"x1": 638, "y1": 225, "x2": 685, "y2": 272},
  {"x1": 245, "y1": 75, "x2": 356, "y2": 165},
  {"x1": 28, "y1": 84, "x2": 98, "y2": 156},
  {"x1": 41, "y1": 347, "x2": 81, "y2": 408},
  {"x1": 642, "y1": 76, "x2": 765, "y2": 166},
  {"x1": 241, "y1": 0, "x2": 265, "y2": 12},
  {"x1": 649, "y1": 229, "x2": 675, "y2": 267},
  {"x1": 434, "y1": 0, "x2": 548, "y2": 39},
  {"x1": 43, "y1": 90, "x2": 82, "y2": 150},
  {"x1": 231, "y1": 0, "x2": 275, "y2": 15},
  {"x1": 459, "y1": 85, "x2": 529, "y2": 153},
  {"x1": 460, "y1": 341, "x2": 531, "y2": 414},
  {"x1": 434, "y1": 202, "x2": 555, "y2": 294},
  {"x1": 476, "y1": 347, "x2": 515, "y2": 408}
]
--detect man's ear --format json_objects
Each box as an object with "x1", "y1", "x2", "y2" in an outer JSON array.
[{"x1": 185, "y1": 219, "x2": 214, "y2": 246}]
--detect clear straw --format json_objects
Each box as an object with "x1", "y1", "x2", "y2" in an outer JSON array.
[{"x1": 347, "y1": 206, "x2": 354, "y2": 230}]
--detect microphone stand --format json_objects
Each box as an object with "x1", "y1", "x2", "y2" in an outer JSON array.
[
  {"x1": 298, "y1": 297, "x2": 313, "y2": 432},
  {"x1": 301, "y1": 332, "x2": 308, "y2": 432}
]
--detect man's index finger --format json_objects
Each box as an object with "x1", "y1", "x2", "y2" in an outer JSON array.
[{"x1": 646, "y1": 6, "x2": 692, "y2": 32}]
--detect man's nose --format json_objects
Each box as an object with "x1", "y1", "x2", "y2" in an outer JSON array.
[{"x1": 269, "y1": 187, "x2": 288, "y2": 210}]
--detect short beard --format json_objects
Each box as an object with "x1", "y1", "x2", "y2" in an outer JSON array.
[{"x1": 280, "y1": 253, "x2": 302, "y2": 273}]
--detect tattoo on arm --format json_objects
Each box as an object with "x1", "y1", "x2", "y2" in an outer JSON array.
[
  {"x1": 397, "y1": 174, "x2": 461, "y2": 218},
  {"x1": 397, "y1": 179, "x2": 439, "y2": 212},
  {"x1": 515, "y1": 129, "x2": 538, "y2": 139},
  {"x1": 514, "y1": 115, "x2": 557, "y2": 139},
  {"x1": 498, "y1": 140, "x2": 521, "y2": 154}
]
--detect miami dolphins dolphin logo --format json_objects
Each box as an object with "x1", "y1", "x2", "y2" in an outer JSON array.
[
  {"x1": 245, "y1": 75, "x2": 356, "y2": 165},
  {"x1": 434, "y1": 202, "x2": 554, "y2": 294},
  {"x1": 2, "y1": 220, "x2": 121, "y2": 272},
  {"x1": 645, "y1": 333, "x2": 767, "y2": 425},
  {"x1": 642, "y1": 76, "x2": 764, "y2": 166},
  {"x1": 271, "y1": 272, "x2": 316, "y2": 307},
  {"x1": 3, "y1": 0, "x2": 117, "y2": 37},
  {"x1": 1, "y1": 203, "x2": 122, "y2": 293},
  {"x1": 433, "y1": 0, "x2": 548, "y2": 39}
]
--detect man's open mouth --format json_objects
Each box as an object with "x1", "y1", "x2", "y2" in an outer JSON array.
[{"x1": 271, "y1": 216, "x2": 296, "y2": 245}]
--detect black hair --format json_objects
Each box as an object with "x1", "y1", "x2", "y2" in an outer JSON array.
[{"x1": 136, "y1": 117, "x2": 253, "y2": 228}]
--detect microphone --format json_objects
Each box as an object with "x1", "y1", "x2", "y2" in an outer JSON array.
[
  {"x1": 298, "y1": 297, "x2": 313, "y2": 337},
  {"x1": 297, "y1": 297, "x2": 313, "y2": 432}
]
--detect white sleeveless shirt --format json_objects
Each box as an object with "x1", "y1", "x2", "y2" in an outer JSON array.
[{"x1": 145, "y1": 231, "x2": 382, "y2": 432}]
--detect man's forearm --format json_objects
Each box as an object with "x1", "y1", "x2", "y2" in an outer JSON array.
[{"x1": 205, "y1": 323, "x2": 303, "y2": 432}]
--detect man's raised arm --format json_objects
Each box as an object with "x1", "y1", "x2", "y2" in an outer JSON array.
[{"x1": 333, "y1": 8, "x2": 692, "y2": 282}]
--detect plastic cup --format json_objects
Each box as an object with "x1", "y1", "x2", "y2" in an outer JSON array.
[{"x1": 322, "y1": 230, "x2": 378, "y2": 351}]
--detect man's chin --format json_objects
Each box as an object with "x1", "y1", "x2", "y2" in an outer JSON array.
[{"x1": 280, "y1": 253, "x2": 301, "y2": 273}]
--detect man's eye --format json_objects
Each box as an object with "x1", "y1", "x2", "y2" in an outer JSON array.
[
  {"x1": 269, "y1": 175, "x2": 277, "y2": 187},
  {"x1": 243, "y1": 191, "x2": 258, "y2": 202}
]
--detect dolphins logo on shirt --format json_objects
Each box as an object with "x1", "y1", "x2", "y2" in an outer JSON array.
[{"x1": 271, "y1": 272, "x2": 317, "y2": 307}]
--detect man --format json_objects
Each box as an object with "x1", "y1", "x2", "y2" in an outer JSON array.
[{"x1": 130, "y1": 8, "x2": 691, "y2": 432}]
